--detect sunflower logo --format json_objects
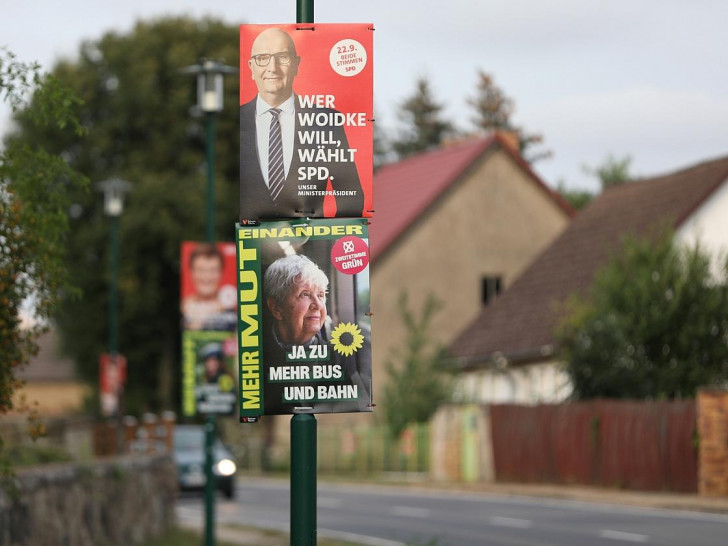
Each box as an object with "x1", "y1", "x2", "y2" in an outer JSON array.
[
  {"x1": 331, "y1": 322, "x2": 365, "y2": 357},
  {"x1": 218, "y1": 374, "x2": 234, "y2": 392}
]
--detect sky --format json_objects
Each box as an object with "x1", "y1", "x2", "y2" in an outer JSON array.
[{"x1": 2, "y1": 0, "x2": 728, "y2": 191}]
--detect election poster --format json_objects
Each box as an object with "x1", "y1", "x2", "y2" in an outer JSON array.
[
  {"x1": 180, "y1": 241, "x2": 238, "y2": 332},
  {"x1": 236, "y1": 218, "x2": 373, "y2": 421},
  {"x1": 99, "y1": 353, "x2": 126, "y2": 417},
  {"x1": 180, "y1": 241, "x2": 238, "y2": 416},
  {"x1": 239, "y1": 23, "x2": 373, "y2": 221},
  {"x1": 181, "y1": 331, "x2": 237, "y2": 417}
]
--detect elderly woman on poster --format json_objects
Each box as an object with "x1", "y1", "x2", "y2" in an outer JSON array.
[{"x1": 262, "y1": 254, "x2": 370, "y2": 414}]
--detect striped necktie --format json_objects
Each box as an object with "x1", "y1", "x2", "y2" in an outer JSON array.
[{"x1": 268, "y1": 108, "x2": 285, "y2": 201}]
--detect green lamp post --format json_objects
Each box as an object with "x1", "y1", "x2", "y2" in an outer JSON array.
[
  {"x1": 99, "y1": 178, "x2": 131, "y2": 358},
  {"x1": 181, "y1": 57, "x2": 237, "y2": 546},
  {"x1": 99, "y1": 178, "x2": 131, "y2": 453},
  {"x1": 181, "y1": 58, "x2": 238, "y2": 242}
]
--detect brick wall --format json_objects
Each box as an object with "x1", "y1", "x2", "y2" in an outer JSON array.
[{"x1": 697, "y1": 388, "x2": 728, "y2": 496}]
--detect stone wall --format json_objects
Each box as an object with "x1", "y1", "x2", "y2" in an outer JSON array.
[{"x1": 0, "y1": 454, "x2": 177, "y2": 546}]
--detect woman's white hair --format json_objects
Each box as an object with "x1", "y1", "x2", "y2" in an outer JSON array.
[{"x1": 264, "y1": 254, "x2": 329, "y2": 306}]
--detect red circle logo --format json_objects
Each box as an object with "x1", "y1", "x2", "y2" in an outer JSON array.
[{"x1": 331, "y1": 236, "x2": 369, "y2": 275}]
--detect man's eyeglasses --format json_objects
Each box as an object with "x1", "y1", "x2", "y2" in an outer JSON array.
[{"x1": 251, "y1": 53, "x2": 293, "y2": 67}]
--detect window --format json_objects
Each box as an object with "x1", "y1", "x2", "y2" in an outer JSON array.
[{"x1": 481, "y1": 276, "x2": 502, "y2": 306}]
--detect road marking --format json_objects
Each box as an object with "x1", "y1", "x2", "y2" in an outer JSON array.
[
  {"x1": 176, "y1": 506, "x2": 199, "y2": 521},
  {"x1": 489, "y1": 516, "x2": 533, "y2": 529},
  {"x1": 319, "y1": 529, "x2": 406, "y2": 546},
  {"x1": 600, "y1": 529, "x2": 649, "y2": 543},
  {"x1": 391, "y1": 505, "x2": 430, "y2": 518},
  {"x1": 314, "y1": 480, "x2": 728, "y2": 523},
  {"x1": 317, "y1": 496, "x2": 342, "y2": 508}
]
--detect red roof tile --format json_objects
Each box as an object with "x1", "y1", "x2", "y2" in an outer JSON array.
[
  {"x1": 369, "y1": 134, "x2": 573, "y2": 262},
  {"x1": 449, "y1": 154, "x2": 728, "y2": 365}
]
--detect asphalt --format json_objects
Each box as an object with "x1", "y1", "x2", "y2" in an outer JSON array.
[
  {"x1": 412, "y1": 479, "x2": 728, "y2": 515},
  {"x1": 178, "y1": 476, "x2": 728, "y2": 545}
]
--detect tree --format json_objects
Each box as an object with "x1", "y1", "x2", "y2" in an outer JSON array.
[
  {"x1": 373, "y1": 111, "x2": 393, "y2": 171},
  {"x1": 468, "y1": 69, "x2": 551, "y2": 163},
  {"x1": 583, "y1": 153, "x2": 634, "y2": 190},
  {"x1": 0, "y1": 48, "x2": 87, "y2": 482},
  {"x1": 556, "y1": 229, "x2": 728, "y2": 399},
  {"x1": 5, "y1": 18, "x2": 240, "y2": 413},
  {"x1": 555, "y1": 180, "x2": 594, "y2": 211},
  {"x1": 382, "y1": 292, "x2": 452, "y2": 437},
  {"x1": 468, "y1": 70, "x2": 512, "y2": 132},
  {"x1": 392, "y1": 77, "x2": 454, "y2": 159}
]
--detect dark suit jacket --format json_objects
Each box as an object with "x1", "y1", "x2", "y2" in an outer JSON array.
[{"x1": 240, "y1": 95, "x2": 364, "y2": 220}]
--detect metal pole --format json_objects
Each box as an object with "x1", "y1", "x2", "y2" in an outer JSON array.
[
  {"x1": 297, "y1": 0, "x2": 314, "y2": 24},
  {"x1": 292, "y1": 5, "x2": 317, "y2": 543},
  {"x1": 109, "y1": 213, "x2": 124, "y2": 453},
  {"x1": 204, "y1": 415, "x2": 217, "y2": 546},
  {"x1": 109, "y1": 214, "x2": 120, "y2": 354},
  {"x1": 204, "y1": 109, "x2": 218, "y2": 546},
  {"x1": 205, "y1": 111, "x2": 217, "y2": 243},
  {"x1": 291, "y1": 414, "x2": 317, "y2": 546}
]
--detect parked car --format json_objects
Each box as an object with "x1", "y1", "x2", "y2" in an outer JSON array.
[{"x1": 173, "y1": 424, "x2": 237, "y2": 498}]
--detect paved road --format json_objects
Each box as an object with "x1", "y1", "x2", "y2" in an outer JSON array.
[{"x1": 177, "y1": 477, "x2": 728, "y2": 546}]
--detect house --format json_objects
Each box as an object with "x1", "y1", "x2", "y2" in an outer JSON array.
[
  {"x1": 13, "y1": 327, "x2": 89, "y2": 416},
  {"x1": 366, "y1": 134, "x2": 574, "y2": 408},
  {"x1": 447, "y1": 155, "x2": 728, "y2": 404}
]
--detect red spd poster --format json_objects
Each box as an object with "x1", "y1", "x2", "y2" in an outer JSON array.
[
  {"x1": 100, "y1": 353, "x2": 127, "y2": 417},
  {"x1": 180, "y1": 241, "x2": 238, "y2": 332},
  {"x1": 239, "y1": 23, "x2": 373, "y2": 221}
]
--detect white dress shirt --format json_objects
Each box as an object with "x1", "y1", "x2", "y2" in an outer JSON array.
[{"x1": 255, "y1": 94, "x2": 296, "y2": 188}]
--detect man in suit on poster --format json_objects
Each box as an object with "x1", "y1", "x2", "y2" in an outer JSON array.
[{"x1": 240, "y1": 27, "x2": 364, "y2": 220}]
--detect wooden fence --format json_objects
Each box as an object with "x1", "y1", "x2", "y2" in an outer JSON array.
[{"x1": 489, "y1": 400, "x2": 697, "y2": 492}]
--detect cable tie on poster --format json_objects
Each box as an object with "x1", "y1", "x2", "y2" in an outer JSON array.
[
  {"x1": 367, "y1": 403, "x2": 377, "y2": 408},
  {"x1": 367, "y1": 26, "x2": 375, "y2": 31},
  {"x1": 296, "y1": 26, "x2": 315, "y2": 31},
  {"x1": 365, "y1": 312, "x2": 373, "y2": 317}
]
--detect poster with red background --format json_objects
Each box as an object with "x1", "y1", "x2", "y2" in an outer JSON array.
[
  {"x1": 99, "y1": 353, "x2": 126, "y2": 417},
  {"x1": 180, "y1": 241, "x2": 238, "y2": 332},
  {"x1": 240, "y1": 23, "x2": 373, "y2": 220}
]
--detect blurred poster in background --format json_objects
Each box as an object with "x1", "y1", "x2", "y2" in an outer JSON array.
[
  {"x1": 181, "y1": 331, "x2": 237, "y2": 417},
  {"x1": 100, "y1": 353, "x2": 127, "y2": 417},
  {"x1": 180, "y1": 241, "x2": 237, "y2": 331},
  {"x1": 180, "y1": 241, "x2": 238, "y2": 416}
]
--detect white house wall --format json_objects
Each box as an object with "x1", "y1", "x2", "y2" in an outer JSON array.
[
  {"x1": 454, "y1": 361, "x2": 573, "y2": 405},
  {"x1": 676, "y1": 177, "x2": 728, "y2": 274}
]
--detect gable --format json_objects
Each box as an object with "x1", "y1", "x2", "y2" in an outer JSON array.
[
  {"x1": 677, "y1": 173, "x2": 728, "y2": 272},
  {"x1": 370, "y1": 145, "x2": 573, "y2": 400},
  {"x1": 369, "y1": 135, "x2": 573, "y2": 264},
  {"x1": 449, "y1": 154, "x2": 728, "y2": 366}
]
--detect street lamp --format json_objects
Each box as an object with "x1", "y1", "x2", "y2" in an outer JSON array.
[
  {"x1": 180, "y1": 59, "x2": 237, "y2": 242},
  {"x1": 98, "y1": 178, "x2": 130, "y2": 453},
  {"x1": 180, "y1": 59, "x2": 236, "y2": 546},
  {"x1": 98, "y1": 178, "x2": 131, "y2": 354}
]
